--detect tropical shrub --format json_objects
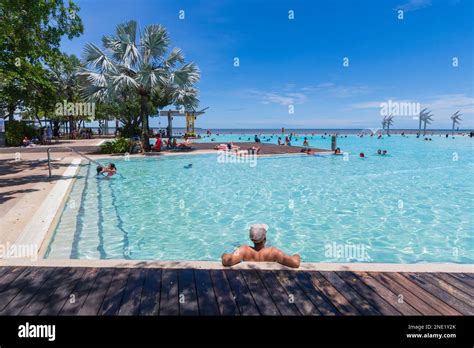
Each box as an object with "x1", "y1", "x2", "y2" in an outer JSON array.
[
  {"x1": 100, "y1": 137, "x2": 131, "y2": 154},
  {"x1": 5, "y1": 120, "x2": 38, "y2": 146}
]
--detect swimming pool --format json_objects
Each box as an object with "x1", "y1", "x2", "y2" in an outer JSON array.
[{"x1": 46, "y1": 135, "x2": 473, "y2": 263}]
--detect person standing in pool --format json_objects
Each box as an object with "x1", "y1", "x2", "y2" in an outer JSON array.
[{"x1": 221, "y1": 224, "x2": 301, "y2": 268}]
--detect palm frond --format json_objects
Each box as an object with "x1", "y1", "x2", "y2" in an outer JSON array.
[
  {"x1": 82, "y1": 43, "x2": 118, "y2": 73},
  {"x1": 140, "y1": 24, "x2": 169, "y2": 63},
  {"x1": 102, "y1": 21, "x2": 140, "y2": 69},
  {"x1": 164, "y1": 48, "x2": 185, "y2": 68},
  {"x1": 110, "y1": 73, "x2": 140, "y2": 93},
  {"x1": 170, "y1": 63, "x2": 200, "y2": 87}
]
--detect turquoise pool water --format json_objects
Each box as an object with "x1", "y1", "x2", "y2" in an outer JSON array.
[{"x1": 46, "y1": 134, "x2": 474, "y2": 263}]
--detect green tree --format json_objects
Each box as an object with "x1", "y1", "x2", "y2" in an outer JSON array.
[{"x1": 0, "y1": 0, "x2": 83, "y2": 120}]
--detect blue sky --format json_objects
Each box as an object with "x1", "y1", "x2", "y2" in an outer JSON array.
[{"x1": 61, "y1": 0, "x2": 474, "y2": 129}]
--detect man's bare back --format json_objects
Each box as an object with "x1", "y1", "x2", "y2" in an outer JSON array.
[{"x1": 221, "y1": 245, "x2": 301, "y2": 268}]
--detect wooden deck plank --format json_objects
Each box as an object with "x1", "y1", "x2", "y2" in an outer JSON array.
[
  {"x1": 159, "y1": 269, "x2": 179, "y2": 315},
  {"x1": 241, "y1": 270, "x2": 279, "y2": 315},
  {"x1": 1, "y1": 267, "x2": 56, "y2": 315},
  {"x1": 224, "y1": 270, "x2": 259, "y2": 316},
  {"x1": 368, "y1": 272, "x2": 440, "y2": 315},
  {"x1": 421, "y1": 273, "x2": 473, "y2": 307},
  {"x1": 320, "y1": 271, "x2": 380, "y2": 315},
  {"x1": 306, "y1": 272, "x2": 360, "y2": 315},
  {"x1": 59, "y1": 267, "x2": 101, "y2": 315},
  {"x1": 39, "y1": 267, "x2": 87, "y2": 315},
  {"x1": 20, "y1": 267, "x2": 76, "y2": 315},
  {"x1": 293, "y1": 272, "x2": 340, "y2": 315},
  {"x1": 0, "y1": 267, "x2": 53, "y2": 313},
  {"x1": 257, "y1": 270, "x2": 300, "y2": 316},
  {"x1": 194, "y1": 270, "x2": 219, "y2": 316},
  {"x1": 353, "y1": 272, "x2": 421, "y2": 315},
  {"x1": 79, "y1": 268, "x2": 115, "y2": 315},
  {"x1": 209, "y1": 270, "x2": 240, "y2": 316},
  {"x1": 336, "y1": 271, "x2": 402, "y2": 315},
  {"x1": 118, "y1": 268, "x2": 146, "y2": 315},
  {"x1": 0, "y1": 267, "x2": 28, "y2": 292},
  {"x1": 0, "y1": 266, "x2": 13, "y2": 280},
  {"x1": 98, "y1": 268, "x2": 130, "y2": 315},
  {"x1": 403, "y1": 273, "x2": 472, "y2": 315},
  {"x1": 384, "y1": 272, "x2": 460, "y2": 315},
  {"x1": 139, "y1": 268, "x2": 162, "y2": 316},
  {"x1": 274, "y1": 271, "x2": 320, "y2": 315},
  {"x1": 437, "y1": 273, "x2": 474, "y2": 297},
  {"x1": 177, "y1": 269, "x2": 199, "y2": 315}
]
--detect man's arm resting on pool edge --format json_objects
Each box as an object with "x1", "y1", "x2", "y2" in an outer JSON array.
[
  {"x1": 221, "y1": 251, "x2": 244, "y2": 266},
  {"x1": 271, "y1": 248, "x2": 301, "y2": 268}
]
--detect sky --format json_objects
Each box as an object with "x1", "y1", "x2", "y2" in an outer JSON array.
[{"x1": 61, "y1": 0, "x2": 474, "y2": 129}]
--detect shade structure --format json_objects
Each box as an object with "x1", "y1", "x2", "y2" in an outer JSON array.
[{"x1": 158, "y1": 109, "x2": 206, "y2": 137}]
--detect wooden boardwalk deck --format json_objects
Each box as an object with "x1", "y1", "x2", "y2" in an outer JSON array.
[{"x1": 0, "y1": 266, "x2": 471, "y2": 316}]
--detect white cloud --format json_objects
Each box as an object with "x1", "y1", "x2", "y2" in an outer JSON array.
[
  {"x1": 395, "y1": 0, "x2": 432, "y2": 12},
  {"x1": 247, "y1": 90, "x2": 307, "y2": 106},
  {"x1": 425, "y1": 94, "x2": 474, "y2": 113},
  {"x1": 248, "y1": 82, "x2": 372, "y2": 107},
  {"x1": 350, "y1": 94, "x2": 473, "y2": 114},
  {"x1": 301, "y1": 83, "x2": 372, "y2": 97}
]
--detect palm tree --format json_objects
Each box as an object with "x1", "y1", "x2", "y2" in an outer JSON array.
[
  {"x1": 385, "y1": 115, "x2": 394, "y2": 136},
  {"x1": 78, "y1": 20, "x2": 200, "y2": 150},
  {"x1": 450, "y1": 111, "x2": 462, "y2": 136},
  {"x1": 422, "y1": 112, "x2": 433, "y2": 136},
  {"x1": 417, "y1": 108, "x2": 428, "y2": 136},
  {"x1": 381, "y1": 116, "x2": 387, "y2": 134}
]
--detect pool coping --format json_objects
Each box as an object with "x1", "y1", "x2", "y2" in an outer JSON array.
[{"x1": 0, "y1": 258, "x2": 472, "y2": 273}]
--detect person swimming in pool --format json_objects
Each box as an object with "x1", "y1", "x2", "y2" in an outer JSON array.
[
  {"x1": 360, "y1": 152, "x2": 365, "y2": 158},
  {"x1": 97, "y1": 163, "x2": 116, "y2": 176},
  {"x1": 221, "y1": 224, "x2": 301, "y2": 268}
]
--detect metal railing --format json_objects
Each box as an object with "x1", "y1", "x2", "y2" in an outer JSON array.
[{"x1": 47, "y1": 147, "x2": 101, "y2": 177}]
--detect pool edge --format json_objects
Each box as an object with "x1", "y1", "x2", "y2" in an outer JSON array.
[{"x1": 0, "y1": 258, "x2": 472, "y2": 273}]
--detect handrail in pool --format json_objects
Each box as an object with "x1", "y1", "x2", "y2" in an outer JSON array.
[{"x1": 47, "y1": 146, "x2": 101, "y2": 177}]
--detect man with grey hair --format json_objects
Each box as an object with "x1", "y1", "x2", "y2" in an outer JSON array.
[{"x1": 221, "y1": 224, "x2": 300, "y2": 268}]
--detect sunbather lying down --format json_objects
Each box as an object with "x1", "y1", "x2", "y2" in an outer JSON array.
[
  {"x1": 221, "y1": 224, "x2": 301, "y2": 268},
  {"x1": 177, "y1": 140, "x2": 192, "y2": 149},
  {"x1": 214, "y1": 143, "x2": 240, "y2": 151}
]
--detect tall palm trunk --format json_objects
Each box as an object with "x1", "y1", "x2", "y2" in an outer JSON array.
[
  {"x1": 418, "y1": 117, "x2": 422, "y2": 135},
  {"x1": 452, "y1": 122, "x2": 455, "y2": 136},
  {"x1": 423, "y1": 122, "x2": 427, "y2": 136},
  {"x1": 140, "y1": 94, "x2": 151, "y2": 151}
]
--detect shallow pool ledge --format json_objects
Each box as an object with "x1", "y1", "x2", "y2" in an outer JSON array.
[{"x1": 0, "y1": 258, "x2": 472, "y2": 273}]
